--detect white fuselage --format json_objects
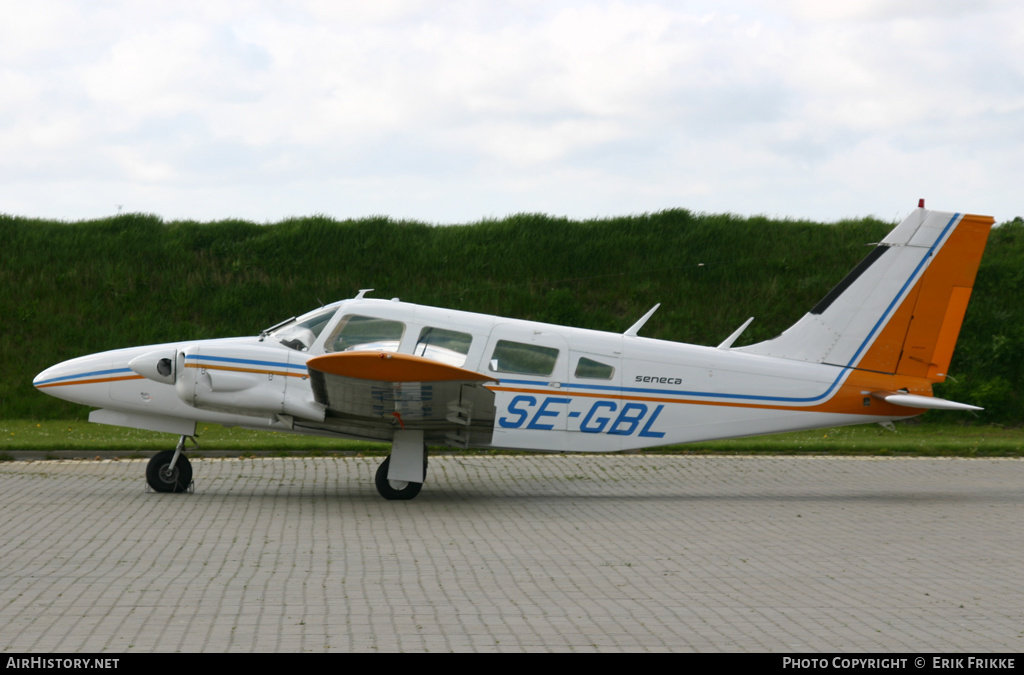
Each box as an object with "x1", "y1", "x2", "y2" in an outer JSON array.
[{"x1": 34, "y1": 297, "x2": 900, "y2": 452}]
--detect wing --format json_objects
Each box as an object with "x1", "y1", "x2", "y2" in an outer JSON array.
[{"x1": 305, "y1": 352, "x2": 498, "y2": 446}]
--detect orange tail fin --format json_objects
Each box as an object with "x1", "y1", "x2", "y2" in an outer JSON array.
[
  {"x1": 855, "y1": 213, "x2": 992, "y2": 381},
  {"x1": 740, "y1": 207, "x2": 994, "y2": 388}
]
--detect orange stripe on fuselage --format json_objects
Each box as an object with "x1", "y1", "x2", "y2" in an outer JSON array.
[{"x1": 489, "y1": 368, "x2": 936, "y2": 417}]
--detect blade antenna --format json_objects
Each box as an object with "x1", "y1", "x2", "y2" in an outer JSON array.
[
  {"x1": 624, "y1": 304, "x2": 661, "y2": 337},
  {"x1": 717, "y1": 317, "x2": 755, "y2": 350}
]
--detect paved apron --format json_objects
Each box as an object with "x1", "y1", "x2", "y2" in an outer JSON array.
[{"x1": 1, "y1": 455, "x2": 1021, "y2": 652}]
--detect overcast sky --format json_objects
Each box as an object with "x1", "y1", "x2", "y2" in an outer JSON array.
[{"x1": 2, "y1": 0, "x2": 1021, "y2": 225}]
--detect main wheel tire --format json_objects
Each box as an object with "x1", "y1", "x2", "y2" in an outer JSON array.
[
  {"x1": 146, "y1": 450, "x2": 193, "y2": 493},
  {"x1": 374, "y1": 455, "x2": 424, "y2": 500}
]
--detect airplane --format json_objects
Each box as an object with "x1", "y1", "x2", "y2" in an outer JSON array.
[{"x1": 34, "y1": 201, "x2": 993, "y2": 500}]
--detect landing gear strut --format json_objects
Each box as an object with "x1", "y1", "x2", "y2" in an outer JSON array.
[
  {"x1": 146, "y1": 434, "x2": 196, "y2": 493},
  {"x1": 374, "y1": 429, "x2": 428, "y2": 500}
]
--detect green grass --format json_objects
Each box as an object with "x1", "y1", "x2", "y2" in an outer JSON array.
[
  {"x1": 5, "y1": 211, "x2": 1024, "y2": 422},
  {"x1": 2, "y1": 420, "x2": 1022, "y2": 457},
  {"x1": 682, "y1": 422, "x2": 1024, "y2": 457},
  {"x1": 0, "y1": 420, "x2": 380, "y2": 453}
]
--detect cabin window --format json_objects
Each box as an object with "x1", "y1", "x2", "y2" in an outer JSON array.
[
  {"x1": 415, "y1": 327, "x2": 473, "y2": 367},
  {"x1": 575, "y1": 357, "x2": 614, "y2": 380},
  {"x1": 328, "y1": 315, "x2": 405, "y2": 353},
  {"x1": 488, "y1": 340, "x2": 559, "y2": 376}
]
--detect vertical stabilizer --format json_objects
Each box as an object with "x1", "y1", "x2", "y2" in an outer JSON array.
[{"x1": 737, "y1": 206, "x2": 993, "y2": 382}]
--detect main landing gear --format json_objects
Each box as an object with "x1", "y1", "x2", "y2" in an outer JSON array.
[
  {"x1": 146, "y1": 434, "x2": 196, "y2": 493},
  {"x1": 374, "y1": 429, "x2": 428, "y2": 500},
  {"x1": 375, "y1": 453, "x2": 428, "y2": 500}
]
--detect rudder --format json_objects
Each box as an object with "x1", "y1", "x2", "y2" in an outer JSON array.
[{"x1": 862, "y1": 213, "x2": 992, "y2": 381}]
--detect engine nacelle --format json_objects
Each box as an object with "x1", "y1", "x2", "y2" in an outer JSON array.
[
  {"x1": 173, "y1": 344, "x2": 325, "y2": 421},
  {"x1": 128, "y1": 349, "x2": 177, "y2": 385}
]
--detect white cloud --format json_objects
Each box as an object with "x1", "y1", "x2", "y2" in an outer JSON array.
[
  {"x1": 0, "y1": 0, "x2": 1022, "y2": 222},
  {"x1": 769, "y1": 0, "x2": 1004, "y2": 22}
]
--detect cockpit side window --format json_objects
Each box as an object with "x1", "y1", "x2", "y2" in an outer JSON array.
[
  {"x1": 328, "y1": 315, "x2": 405, "y2": 353},
  {"x1": 415, "y1": 327, "x2": 473, "y2": 367}
]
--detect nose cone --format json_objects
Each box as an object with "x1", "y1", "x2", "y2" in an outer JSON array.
[{"x1": 33, "y1": 352, "x2": 137, "y2": 405}]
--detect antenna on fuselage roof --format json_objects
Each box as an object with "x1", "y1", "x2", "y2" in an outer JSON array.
[
  {"x1": 624, "y1": 304, "x2": 660, "y2": 337},
  {"x1": 355, "y1": 289, "x2": 374, "y2": 299},
  {"x1": 717, "y1": 317, "x2": 755, "y2": 350}
]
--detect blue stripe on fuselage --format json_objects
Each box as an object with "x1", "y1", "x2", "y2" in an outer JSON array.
[
  {"x1": 33, "y1": 367, "x2": 134, "y2": 387},
  {"x1": 495, "y1": 212, "x2": 962, "y2": 407},
  {"x1": 184, "y1": 354, "x2": 308, "y2": 371}
]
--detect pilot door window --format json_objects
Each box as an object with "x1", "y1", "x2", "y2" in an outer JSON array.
[{"x1": 328, "y1": 315, "x2": 405, "y2": 353}]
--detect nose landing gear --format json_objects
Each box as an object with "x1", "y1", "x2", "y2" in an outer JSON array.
[{"x1": 146, "y1": 435, "x2": 196, "y2": 493}]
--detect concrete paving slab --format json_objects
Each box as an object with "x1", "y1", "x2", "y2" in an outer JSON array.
[{"x1": 0, "y1": 455, "x2": 1022, "y2": 652}]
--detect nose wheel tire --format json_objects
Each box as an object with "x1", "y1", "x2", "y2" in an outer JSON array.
[
  {"x1": 146, "y1": 449, "x2": 193, "y2": 493},
  {"x1": 374, "y1": 454, "x2": 426, "y2": 500}
]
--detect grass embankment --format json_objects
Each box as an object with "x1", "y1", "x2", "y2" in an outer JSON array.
[
  {"x1": 2, "y1": 420, "x2": 1022, "y2": 458},
  {"x1": 4, "y1": 210, "x2": 1023, "y2": 425}
]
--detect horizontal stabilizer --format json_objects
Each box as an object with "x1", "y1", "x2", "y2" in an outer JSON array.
[{"x1": 871, "y1": 392, "x2": 982, "y2": 412}]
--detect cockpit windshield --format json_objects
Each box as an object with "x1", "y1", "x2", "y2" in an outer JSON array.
[{"x1": 268, "y1": 306, "x2": 338, "y2": 351}]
